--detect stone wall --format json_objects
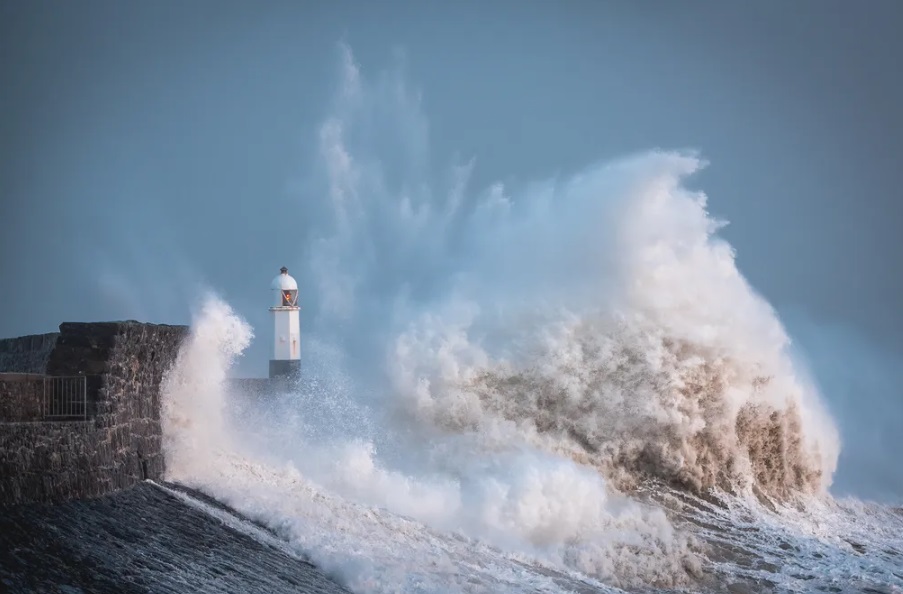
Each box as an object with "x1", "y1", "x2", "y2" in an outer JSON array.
[
  {"x1": 0, "y1": 321, "x2": 189, "y2": 507},
  {"x1": 0, "y1": 374, "x2": 44, "y2": 423},
  {"x1": 0, "y1": 333, "x2": 59, "y2": 374}
]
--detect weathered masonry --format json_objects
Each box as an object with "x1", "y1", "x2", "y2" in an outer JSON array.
[{"x1": 0, "y1": 321, "x2": 188, "y2": 506}]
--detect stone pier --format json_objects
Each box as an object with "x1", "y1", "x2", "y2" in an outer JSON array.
[{"x1": 0, "y1": 321, "x2": 188, "y2": 507}]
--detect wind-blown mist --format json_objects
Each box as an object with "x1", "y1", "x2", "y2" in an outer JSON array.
[{"x1": 158, "y1": 45, "x2": 857, "y2": 592}]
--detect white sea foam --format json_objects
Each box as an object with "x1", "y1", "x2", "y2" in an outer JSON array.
[{"x1": 160, "y1": 294, "x2": 699, "y2": 591}]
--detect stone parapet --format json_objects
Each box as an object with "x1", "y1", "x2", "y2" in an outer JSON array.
[
  {"x1": 0, "y1": 333, "x2": 59, "y2": 374},
  {"x1": 0, "y1": 321, "x2": 188, "y2": 506}
]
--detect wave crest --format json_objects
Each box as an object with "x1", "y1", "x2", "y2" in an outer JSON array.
[
  {"x1": 464, "y1": 325, "x2": 826, "y2": 497},
  {"x1": 384, "y1": 153, "x2": 838, "y2": 500}
]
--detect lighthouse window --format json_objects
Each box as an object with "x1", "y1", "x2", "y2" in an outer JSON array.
[{"x1": 281, "y1": 290, "x2": 298, "y2": 306}]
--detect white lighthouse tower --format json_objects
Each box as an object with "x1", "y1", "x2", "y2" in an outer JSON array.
[{"x1": 269, "y1": 266, "x2": 301, "y2": 380}]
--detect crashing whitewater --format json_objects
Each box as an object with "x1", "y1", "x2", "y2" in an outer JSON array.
[{"x1": 158, "y1": 46, "x2": 901, "y2": 593}]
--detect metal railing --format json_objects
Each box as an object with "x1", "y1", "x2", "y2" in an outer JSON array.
[{"x1": 43, "y1": 375, "x2": 87, "y2": 420}]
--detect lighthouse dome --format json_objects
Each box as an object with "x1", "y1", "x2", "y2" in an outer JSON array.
[{"x1": 271, "y1": 270, "x2": 298, "y2": 291}]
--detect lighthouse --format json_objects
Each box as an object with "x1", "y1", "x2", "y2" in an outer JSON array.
[{"x1": 269, "y1": 266, "x2": 301, "y2": 380}]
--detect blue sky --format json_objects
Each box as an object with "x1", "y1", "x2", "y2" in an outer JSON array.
[{"x1": 1, "y1": 0, "x2": 901, "y2": 501}]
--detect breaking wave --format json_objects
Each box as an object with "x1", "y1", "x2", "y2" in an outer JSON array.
[
  {"x1": 155, "y1": 44, "x2": 860, "y2": 592},
  {"x1": 160, "y1": 295, "x2": 703, "y2": 591},
  {"x1": 303, "y1": 46, "x2": 839, "y2": 500},
  {"x1": 161, "y1": 296, "x2": 253, "y2": 480},
  {"x1": 386, "y1": 153, "x2": 840, "y2": 499}
]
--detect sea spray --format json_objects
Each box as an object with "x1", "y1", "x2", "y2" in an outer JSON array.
[
  {"x1": 301, "y1": 46, "x2": 840, "y2": 499},
  {"x1": 160, "y1": 295, "x2": 253, "y2": 481},
  {"x1": 159, "y1": 295, "x2": 702, "y2": 590},
  {"x1": 156, "y1": 44, "x2": 851, "y2": 592},
  {"x1": 385, "y1": 153, "x2": 840, "y2": 498}
]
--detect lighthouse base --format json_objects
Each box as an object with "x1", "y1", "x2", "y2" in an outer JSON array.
[{"x1": 268, "y1": 359, "x2": 301, "y2": 381}]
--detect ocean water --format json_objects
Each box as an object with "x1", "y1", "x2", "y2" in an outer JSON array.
[
  {"x1": 153, "y1": 47, "x2": 902, "y2": 593},
  {"x1": 152, "y1": 300, "x2": 903, "y2": 593}
]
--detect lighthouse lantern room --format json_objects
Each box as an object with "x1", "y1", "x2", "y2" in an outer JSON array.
[{"x1": 269, "y1": 266, "x2": 301, "y2": 380}]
